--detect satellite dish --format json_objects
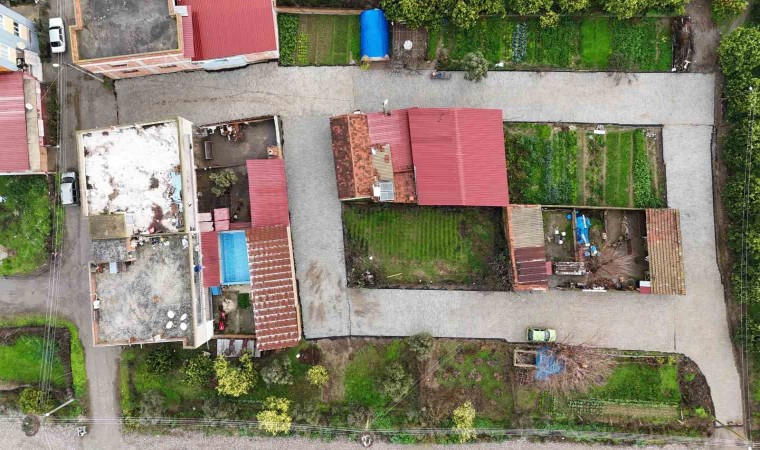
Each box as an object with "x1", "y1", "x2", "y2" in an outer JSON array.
[
  {"x1": 16, "y1": 41, "x2": 26, "y2": 50},
  {"x1": 25, "y1": 103, "x2": 33, "y2": 111},
  {"x1": 403, "y1": 40, "x2": 413, "y2": 51}
]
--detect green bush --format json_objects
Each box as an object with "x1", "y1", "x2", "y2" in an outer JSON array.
[
  {"x1": 257, "y1": 397, "x2": 292, "y2": 435},
  {"x1": 278, "y1": 14, "x2": 299, "y2": 66},
  {"x1": 306, "y1": 365, "x2": 329, "y2": 387},
  {"x1": 712, "y1": 0, "x2": 748, "y2": 21},
  {"x1": 260, "y1": 356, "x2": 294, "y2": 386},
  {"x1": 18, "y1": 387, "x2": 54, "y2": 414},
  {"x1": 209, "y1": 169, "x2": 238, "y2": 197},
  {"x1": 462, "y1": 51, "x2": 490, "y2": 82},
  {"x1": 407, "y1": 332, "x2": 434, "y2": 361},
  {"x1": 452, "y1": 400, "x2": 477, "y2": 443},
  {"x1": 237, "y1": 293, "x2": 251, "y2": 310},
  {"x1": 214, "y1": 352, "x2": 258, "y2": 397},
  {"x1": 380, "y1": 362, "x2": 413, "y2": 403},
  {"x1": 144, "y1": 344, "x2": 178, "y2": 375},
  {"x1": 182, "y1": 353, "x2": 214, "y2": 386}
]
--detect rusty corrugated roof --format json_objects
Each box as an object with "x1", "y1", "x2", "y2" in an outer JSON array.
[
  {"x1": 246, "y1": 159, "x2": 290, "y2": 227},
  {"x1": 180, "y1": 0, "x2": 277, "y2": 61},
  {"x1": 366, "y1": 109, "x2": 414, "y2": 172},
  {"x1": 407, "y1": 108, "x2": 509, "y2": 207},
  {"x1": 0, "y1": 72, "x2": 31, "y2": 172},
  {"x1": 330, "y1": 114, "x2": 374, "y2": 200},
  {"x1": 506, "y1": 205, "x2": 548, "y2": 290},
  {"x1": 646, "y1": 209, "x2": 686, "y2": 295},
  {"x1": 200, "y1": 231, "x2": 221, "y2": 287},
  {"x1": 246, "y1": 225, "x2": 301, "y2": 351}
]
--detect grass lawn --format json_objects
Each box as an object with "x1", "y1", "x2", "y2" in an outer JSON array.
[
  {"x1": 0, "y1": 335, "x2": 65, "y2": 387},
  {"x1": 588, "y1": 362, "x2": 680, "y2": 404},
  {"x1": 0, "y1": 176, "x2": 60, "y2": 275},
  {"x1": 505, "y1": 124, "x2": 664, "y2": 208},
  {"x1": 342, "y1": 204, "x2": 507, "y2": 288},
  {"x1": 287, "y1": 14, "x2": 360, "y2": 66},
  {"x1": 581, "y1": 18, "x2": 611, "y2": 69},
  {"x1": 437, "y1": 17, "x2": 671, "y2": 72}
]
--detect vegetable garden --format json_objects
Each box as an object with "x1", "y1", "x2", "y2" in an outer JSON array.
[
  {"x1": 278, "y1": 14, "x2": 361, "y2": 66},
  {"x1": 341, "y1": 204, "x2": 509, "y2": 289},
  {"x1": 505, "y1": 124, "x2": 665, "y2": 208},
  {"x1": 433, "y1": 17, "x2": 672, "y2": 72}
]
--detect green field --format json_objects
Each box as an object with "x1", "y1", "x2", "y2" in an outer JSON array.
[
  {"x1": 437, "y1": 17, "x2": 671, "y2": 72},
  {"x1": 278, "y1": 14, "x2": 360, "y2": 66},
  {"x1": 0, "y1": 335, "x2": 65, "y2": 387},
  {"x1": 342, "y1": 205, "x2": 507, "y2": 288},
  {"x1": 505, "y1": 124, "x2": 664, "y2": 208},
  {"x1": 0, "y1": 176, "x2": 60, "y2": 275}
]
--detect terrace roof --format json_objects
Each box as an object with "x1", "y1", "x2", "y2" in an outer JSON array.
[
  {"x1": 246, "y1": 159, "x2": 290, "y2": 227},
  {"x1": 645, "y1": 208, "x2": 686, "y2": 295}
]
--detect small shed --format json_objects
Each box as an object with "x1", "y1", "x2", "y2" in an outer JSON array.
[{"x1": 360, "y1": 9, "x2": 389, "y2": 61}]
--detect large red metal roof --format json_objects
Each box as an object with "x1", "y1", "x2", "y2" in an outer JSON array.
[
  {"x1": 0, "y1": 72, "x2": 31, "y2": 172},
  {"x1": 246, "y1": 159, "x2": 290, "y2": 227},
  {"x1": 366, "y1": 109, "x2": 414, "y2": 172},
  {"x1": 200, "y1": 231, "x2": 221, "y2": 287},
  {"x1": 407, "y1": 108, "x2": 509, "y2": 207},
  {"x1": 179, "y1": 0, "x2": 277, "y2": 61}
]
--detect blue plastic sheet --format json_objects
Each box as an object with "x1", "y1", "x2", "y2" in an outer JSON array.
[
  {"x1": 535, "y1": 346, "x2": 563, "y2": 381},
  {"x1": 360, "y1": 9, "x2": 389, "y2": 61}
]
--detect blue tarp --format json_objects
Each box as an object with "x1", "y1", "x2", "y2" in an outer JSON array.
[
  {"x1": 360, "y1": 9, "x2": 389, "y2": 61},
  {"x1": 170, "y1": 173, "x2": 182, "y2": 204},
  {"x1": 219, "y1": 231, "x2": 250, "y2": 285},
  {"x1": 535, "y1": 347, "x2": 563, "y2": 381},
  {"x1": 575, "y1": 214, "x2": 591, "y2": 246}
]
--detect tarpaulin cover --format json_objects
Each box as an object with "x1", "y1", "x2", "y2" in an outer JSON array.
[
  {"x1": 360, "y1": 9, "x2": 389, "y2": 61},
  {"x1": 535, "y1": 347, "x2": 563, "y2": 381}
]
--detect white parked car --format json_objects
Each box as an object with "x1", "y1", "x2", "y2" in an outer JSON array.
[
  {"x1": 48, "y1": 18, "x2": 66, "y2": 54},
  {"x1": 60, "y1": 172, "x2": 79, "y2": 206}
]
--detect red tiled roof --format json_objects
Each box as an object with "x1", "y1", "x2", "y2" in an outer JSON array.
[
  {"x1": 246, "y1": 159, "x2": 290, "y2": 227},
  {"x1": 200, "y1": 231, "x2": 221, "y2": 287},
  {"x1": 329, "y1": 114, "x2": 374, "y2": 200},
  {"x1": 180, "y1": 7, "x2": 196, "y2": 59},
  {"x1": 0, "y1": 72, "x2": 31, "y2": 172},
  {"x1": 645, "y1": 209, "x2": 686, "y2": 295},
  {"x1": 180, "y1": 0, "x2": 277, "y2": 61},
  {"x1": 407, "y1": 108, "x2": 509, "y2": 207},
  {"x1": 246, "y1": 226, "x2": 301, "y2": 351},
  {"x1": 366, "y1": 109, "x2": 414, "y2": 172}
]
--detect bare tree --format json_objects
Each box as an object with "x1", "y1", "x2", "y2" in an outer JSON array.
[
  {"x1": 586, "y1": 246, "x2": 639, "y2": 282},
  {"x1": 538, "y1": 344, "x2": 615, "y2": 396}
]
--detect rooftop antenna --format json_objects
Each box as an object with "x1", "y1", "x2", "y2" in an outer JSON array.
[{"x1": 382, "y1": 98, "x2": 390, "y2": 116}]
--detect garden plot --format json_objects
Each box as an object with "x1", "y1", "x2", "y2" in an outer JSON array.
[
  {"x1": 433, "y1": 17, "x2": 671, "y2": 72},
  {"x1": 341, "y1": 204, "x2": 509, "y2": 290},
  {"x1": 278, "y1": 14, "x2": 360, "y2": 66},
  {"x1": 505, "y1": 124, "x2": 665, "y2": 208},
  {"x1": 120, "y1": 338, "x2": 712, "y2": 440}
]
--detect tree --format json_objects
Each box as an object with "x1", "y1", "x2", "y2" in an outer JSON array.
[
  {"x1": 257, "y1": 397, "x2": 292, "y2": 435},
  {"x1": 380, "y1": 362, "x2": 413, "y2": 402},
  {"x1": 557, "y1": 0, "x2": 589, "y2": 13},
  {"x1": 407, "y1": 332, "x2": 434, "y2": 361},
  {"x1": 209, "y1": 169, "x2": 238, "y2": 197},
  {"x1": 599, "y1": 0, "x2": 687, "y2": 19},
  {"x1": 452, "y1": 400, "x2": 476, "y2": 443},
  {"x1": 306, "y1": 365, "x2": 329, "y2": 387},
  {"x1": 260, "y1": 356, "x2": 294, "y2": 386},
  {"x1": 539, "y1": 344, "x2": 615, "y2": 395},
  {"x1": 214, "y1": 352, "x2": 258, "y2": 397},
  {"x1": 17, "y1": 388, "x2": 53, "y2": 414},
  {"x1": 380, "y1": 0, "x2": 446, "y2": 29},
  {"x1": 511, "y1": 0, "x2": 552, "y2": 15},
  {"x1": 182, "y1": 353, "x2": 214, "y2": 386},
  {"x1": 462, "y1": 51, "x2": 490, "y2": 82},
  {"x1": 713, "y1": 0, "x2": 748, "y2": 21}
]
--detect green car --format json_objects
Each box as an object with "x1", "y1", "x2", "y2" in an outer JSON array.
[{"x1": 526, "y1": 328, "x2": 557, "y2": 342}]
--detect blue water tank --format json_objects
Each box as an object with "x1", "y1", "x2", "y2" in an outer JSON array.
[{"x1": 360, "y1": 9, "x2": 389, "y2": 61}]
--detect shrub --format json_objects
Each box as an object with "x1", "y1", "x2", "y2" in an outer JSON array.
[
  {"x1": 512, "y1": 0, "x2": 552, "y2": 15},
  {"x1": 144, "y1": 344, "x2": 177, "y2": 375},
  {"x1": 237, "y1": 293, "x2": 251, "y2": 310},
  {"x1": 600, "y1": 0, "x2": 688, "y2": 19},
  {"x1": 214, "y1": 352, "x2": 258, "y2": 397},
  {"x1": 712, "y1": 0, "x2": 748, "y2": 21},
  {"x1": 380, "y1": 362, "x2": 413, "y2": 403},
  {"x1": 261, "y1": 356, "x2": 294, "y2": 386},
  {"x1": 557, "y1": 0, "x2": 589, "y2": 13},
  {"x1": 694, "y1": 407, "x2": 709, "y2": 418},
  {"x1": 209, "y1": 169, "x2": 238, "y2": 197},
  {"x1": 257, "y1": 397, "x2": 292, "y2": 435},
  {"x1": 182, "y1": 353, "x2": 214, "y2": 386},
  {"x1": 292, "y1": 402, "x2": 322, "y2": 425},
  {"x1": 138, "y1": 391, "x2": 165, "y2": 424},
  {"x1": 539, "y1": 10, "x2": 560, "y2": 29},
  {"x1": 462, "y1": 51, "x2": 490, "y2": 82},
  {"x1": 306, "y1": 365, "x2": 329, "y2": 387},
  {"x1": 18, "y1": 388, "x2": 53, "y2": 414},
  {"x1": 407, "y1": 332, "x2": 434, "y2": 361},
  {"x1": 277, "y1": 14, "x2": 299, "y2": 66},
  {"x1": 202, "y1": 396, "x2": 240, "y2": 420},
  {"x1": 452, "y1": 400, "x2": 477, "y2": 443}
]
